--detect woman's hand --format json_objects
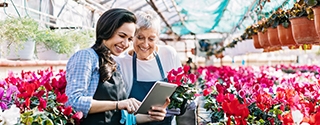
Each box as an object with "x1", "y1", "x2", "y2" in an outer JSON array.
[
  {"x1": 118, "y1": 98, "x2": 141, "y2": 114},
  {"x1": 147, "y1": 97, "x2": 170, "y2": 121}
]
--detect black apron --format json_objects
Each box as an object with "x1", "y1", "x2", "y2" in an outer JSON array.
[
  {"x1": 129, "y1": 52, "x2": 173, "y2": 125},
  {"x1": 81, "y1": 70, "x2": 127, "y2": 125}
]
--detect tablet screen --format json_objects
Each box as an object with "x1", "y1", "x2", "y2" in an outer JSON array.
[{"x1": 136, "y1": 81, "x2": 178, "y2": 114}]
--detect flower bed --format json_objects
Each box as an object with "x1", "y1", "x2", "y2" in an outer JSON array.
[
  {"x1": 1, "y1": 64, "x2": 320, "y2": 125},
  {"x1": 198, "y1": 65, "x2": 320, "y2": 125},
  {"x1": 0, "y1": 67, "x2": 82, "y2": 125}
]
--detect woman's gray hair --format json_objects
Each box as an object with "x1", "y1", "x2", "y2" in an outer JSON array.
[{"x1": 135, "y1": 10, "x2": 161, "y2": 34}]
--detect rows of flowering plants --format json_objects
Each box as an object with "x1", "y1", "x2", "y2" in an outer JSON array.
[
  {"x1": 198, "y1": 65, "x2": 320, "y2": 125},
  {"x1": 0, "y1": 67, "x2": 82, "y2": 125}
]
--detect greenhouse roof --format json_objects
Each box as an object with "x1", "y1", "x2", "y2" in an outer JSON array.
[{"x1": 84, "y1": 0, "x2": 296, "y2": 37}]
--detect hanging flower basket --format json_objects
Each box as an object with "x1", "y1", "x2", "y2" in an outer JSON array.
[
  {"x1": 290, "y1": 17, "x2": 320, "y2": 44},
  {"x1": 313, "y1": 6, "x2": 320, "y2": 38},
  {"x1": 267, "y1": 27, "x2": 282, "y2": 46},
  {"x1": 258, "y1": 31, "x2": 271, "y2": 48},
  {"x1": 253, "y1": 34, "x2": 262, "y2": 49},
  {"x1": 277, "y1": 24, "x2": 297, "y2": 46}
]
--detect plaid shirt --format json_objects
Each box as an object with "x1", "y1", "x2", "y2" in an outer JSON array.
[{"x1": 65, "y1": 48, "x2": 100, "y2": 118}]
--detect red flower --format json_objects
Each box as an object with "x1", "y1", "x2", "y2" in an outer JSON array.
[
  {"x1": 216, "y1": 93, "x2": 224, "y2": 103},
  {"x1": 72, "y1": 111, "x2": 83, "y2": 125},
  {"x1": 203, "y1": 88, "x2": 212, "y2": 96},
  {"x1": 183, "y1": 65, "x2": 190, "y2": 73},
  {"x1": 63, "y1": 106, "x2": 73, "y2": 116},
  {"x1": 57, "y1": 93, "x2": 68, "y2": 104},
  {"x1": 38, "y1": 97, "x2": 47, "y2": 111}
]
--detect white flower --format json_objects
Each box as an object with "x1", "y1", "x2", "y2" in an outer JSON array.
[
  {"x1": 1, "y1": 105, "x2": 20, "y2": 125},
  {"x1": 291, "y1": 110, "x2": 303, "y2": 125}
]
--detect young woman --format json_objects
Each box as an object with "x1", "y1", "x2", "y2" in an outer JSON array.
[{"x1": 65, "y1": 8, "x2": 169, "y2": 125}]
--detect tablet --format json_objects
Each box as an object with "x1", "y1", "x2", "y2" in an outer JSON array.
[{"x1": 136, "y1": 81, "x2": 178, "y2": 114}]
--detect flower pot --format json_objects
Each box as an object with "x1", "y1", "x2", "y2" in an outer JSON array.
[
  {"x1": 6, "y1": 40, "x2": 35, "y2": 60},
  {"x1": 290, "y1": 17, "x2": 320, "y2": 44},
  {"x1": 258, "y1": 31, "x2": 270, "y2": 48},
  {"x1": 36, "y1": 43, "x2": 61, "y2": 60},
  {"x1": 267, "y1": 28, "x2": 281, "y2": 46},
  {"x1": 277, "y1": 24, "x2": 297, "y2": 46},
  {"x1": 313, "y1": 6, "x2": 320, "y2": 38},
  {"x1": 253, "y1": 34, "x2": 262, "y2": 49}
]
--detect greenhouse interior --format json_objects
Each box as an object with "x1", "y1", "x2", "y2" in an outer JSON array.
[{"x1": 1, "y1": 0, "x2": 320, "y2": 125}]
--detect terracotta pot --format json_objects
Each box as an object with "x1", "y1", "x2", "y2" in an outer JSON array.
[
  {"x1": 258, "y1": 31, "x2": 270, "y2": 48},
  {"x1": 290, "y1": 17, "x2": 320, "y2": 44},
  {"x1": 268, "y1": 27, "x2": 281, "y2": 46},
  {"x1": 253, "y1": 34, "x2": 262, "y2": 49},
  {"x1": 313, "y1": 6, "x2": 320, "y2": 38},
  {"x1": 277, "y1": 24, "x2": 297, "y2": 46}
]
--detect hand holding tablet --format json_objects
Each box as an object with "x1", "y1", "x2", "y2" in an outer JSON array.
[{"x1": 135, "y1": 81, "x2": 178, "y2": 114}]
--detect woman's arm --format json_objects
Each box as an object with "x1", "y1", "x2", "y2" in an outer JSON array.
[
  {"x1": 89, "y1": 98, "x2": 141, "y2": 114},
  {"x1": 65, "y1": 50, "x2": 96, "y2": 118}
]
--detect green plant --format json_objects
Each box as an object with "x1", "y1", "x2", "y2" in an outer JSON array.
[
  {"x1": 268, "y1": 10, "x2": 282, "y2": 28},
  {"x1": 36, "y1": 29, "x2": 74, "y2": 54},
  {"x1": 305, "y1": 0, "x2": 320, "y2": 7},
  {"x1": 67, "y1": 29, "x2": 95, "y2": 50},
  {"x1": 278, "y1": 9, "x2": 291, "y2": 28},
  {"x1": 243, "y1": 25, "x2": 259, "y2": 39},
  {"x1": 257, "y1": 18, "x2": 271, "y2": 33},
  {"x1": 289, "y1": 1, "x2": 314, "y2": 20},
  {"x1": 0, "y1": 17, "x2": 39, "y2": 47}
]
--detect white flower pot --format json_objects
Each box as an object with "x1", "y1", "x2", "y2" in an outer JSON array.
[
  {"x1": 5, "y1": 40, "x2": 35, "y2": 60},
  {"x1": 36, "y1": 43, "x2": 60, "y2": 60}
]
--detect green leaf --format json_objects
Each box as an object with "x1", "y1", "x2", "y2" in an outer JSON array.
[
  {"x1": 26, "y1": 116, "x2": 34, "y2": 125},
  {"x1": 42, "y1": 119, "x2": 54, "y2": 125},
  {"x1": 282, "y1": 21, "x2": 289, "y2": 28},
  {"x1": 306, "y1": 0, "x2": 318, "y2": 6}
]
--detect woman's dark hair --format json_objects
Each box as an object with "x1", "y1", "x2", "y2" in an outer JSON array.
[{"x1": 92, "y1": 8, "x2": 136, "y2": 82}]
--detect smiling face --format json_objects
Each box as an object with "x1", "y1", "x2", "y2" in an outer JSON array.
[
  {"x1": 103, "y1": 22, "x2": 136, "y2": 56},
  {"x1": 133, "y1": 28, "x2": 159, "y2": 60}
]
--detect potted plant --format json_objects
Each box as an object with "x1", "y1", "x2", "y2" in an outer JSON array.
[
  {"x1": 244, "y1": 25, "x2": 262, "y2": 49},
  {"x1": 59, "y1": 29, "x2": 95, "y2": 60},
  {"x1": 257, "y1": 18, "x2": 271, "y2": 48},
  {"x1": 277, "y1": 9, "x2": 298, "y2": 46},
  {"x1": 35, "y1": 29, "x2": 71, "y2": 60},
  {"x1": 289, "y1": 1, "x2": 320, "y2": 44},
  {"x1": 0, "y1": 17, "x2": 39, "y2": 60},
  {"x1": 35, "y1": 29, "x2": 94, "y2": 60},
  {"x1": 267, "y1": 10, "x2": 282, "y2": 47},
  {"x1": 305, "y1": 0, "x2": 320, "y2": 37}
]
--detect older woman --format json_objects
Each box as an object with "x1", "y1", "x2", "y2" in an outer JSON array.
[
  {"x1": 114, "y1": 10, "x2": 182, "y2": 125},
  {"x1": 65, "y1": 8, "x2": 169, "y2": 125}
]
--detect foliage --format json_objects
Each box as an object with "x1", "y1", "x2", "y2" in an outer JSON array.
[
  {"x1": 243, "y1": 25, "x2": 259, "y2": 39},
  {"x1": 304, "y1": 0, "x2": 320, "y2": 7},
  {"x1": 36, "y1": 29, "x2": 73, "y2": 54},
  {"x1": 277, "y1": 9, "x2": 291, "y2": 28},
  {"x1": 289, "y1": 1, "x2": 314, "y2": 20},
  {"x1": 35, "y1": 29, "x2": 94, "y2": 55},
  {"x1": 0, "y1": 17, "x2": 39, "y2": 47},
  {"x1": 167, "y1": 65, "x2": 198, "y2": 109},
  {"x1": 0, "y1": 68, "x2": 83, "y2": 125},
  {"x1": 66, "y1": 29, "x2": 95, "y2": 50},
  {"x1": 256, "y1": 18, "x2": 271, "y2": 33}
]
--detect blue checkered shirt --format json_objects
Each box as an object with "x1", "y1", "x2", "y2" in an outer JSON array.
[{"x1": 65, "y1": 48, "x2": 100, "y2": 118}]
